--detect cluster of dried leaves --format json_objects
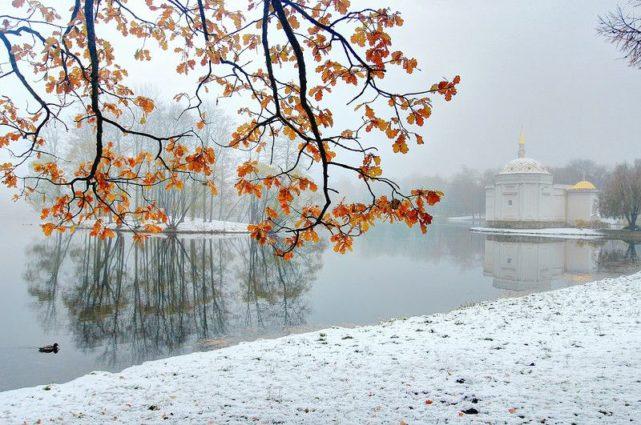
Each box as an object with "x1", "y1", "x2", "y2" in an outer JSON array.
[{"x1": 1, "y1": 0, "x2": 460, "y2": 256}]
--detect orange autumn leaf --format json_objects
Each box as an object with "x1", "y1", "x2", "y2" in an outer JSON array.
[
  {"x1": 206, "y1": 180, "x2": 218, "y2": 196},
  {"x1": 144, "y1": 223, "x2": 163, "y2": 233},
  {"x1": 248, "y1": 221, "x2": 273, "y2": 245},
  {"x1": 133, "y1": 233, "x2": 149, "y2": 245},
  {"x1": 265, "y1": 206, "x2": 279, "y2": 220},
  {"x1": 330, "y1": 233, "x2": 353, "y2": 254},
  {"x1": 41, "y1": 223, "x2": 56, "y2": 236},
  {"x1": 99, "y1": 228, "x2": 116, "y2": 239},
  {"x1": 134, "y1": 96, "x2": 155, "y2": 114}
]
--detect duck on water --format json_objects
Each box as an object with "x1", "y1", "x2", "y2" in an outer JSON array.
[{"x1": 38, "y1": 343, "x2": 59, "y2": 354}]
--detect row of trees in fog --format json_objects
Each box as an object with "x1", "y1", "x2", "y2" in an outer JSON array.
[{"x1": 35, "y1": 100, "x2": 318, "y2": 229}]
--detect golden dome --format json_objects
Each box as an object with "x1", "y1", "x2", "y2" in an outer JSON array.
[{"x1": 572, "y1": 180, "x2": 597, "y2": 190}]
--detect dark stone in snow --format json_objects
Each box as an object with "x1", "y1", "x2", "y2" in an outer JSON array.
[
  {"x1": 456, "y1": 378, "x2": 465, "y2": 384},
  {"x1": 462, "y1": 408, "x2": 479, "y2": 414},
  {"x1": 149, "y1": 405, "x2": 159, "y2": 411}
]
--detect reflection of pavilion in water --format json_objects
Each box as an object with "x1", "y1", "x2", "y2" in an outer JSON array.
[{"x1": 483, "y1": 236, "x2": 599, "y2": 293}]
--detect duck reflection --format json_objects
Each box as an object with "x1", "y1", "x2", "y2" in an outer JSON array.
[{"x1": 23, "y1": 233, "x2": 323, "y2": 365}]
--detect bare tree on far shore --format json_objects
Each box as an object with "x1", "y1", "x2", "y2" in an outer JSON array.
[
  {"x1": 598, "y1": 2, "x2": 641, "y2": 68},
  {"x1": 599, "y1": 161, "x2": 641, "y2": 230}
]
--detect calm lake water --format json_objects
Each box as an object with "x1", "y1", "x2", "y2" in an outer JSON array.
[{"x1": 0, "y1": 221, "x2": 639, "y2": 391}]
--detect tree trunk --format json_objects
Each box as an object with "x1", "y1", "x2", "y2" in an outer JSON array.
[{"x1": 628, "y1": 212, "x2": 639, "y2": 230}]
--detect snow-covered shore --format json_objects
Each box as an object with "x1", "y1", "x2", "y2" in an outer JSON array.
[
  {"x1": 76, "y1": 218, "x2": 250, "y2": 235},
  {"x1": 1, "y1": 273, "x2": 640, "y2": 424},
  {"x1": 167, "y1": 218, "x2": 248, "y2": 234},
  {"x1": 471, "y1": 226, "x2": 606, "y2": 239},
  {"x1": 446, "y1": 215, "x2": 483, "y2": 222}
]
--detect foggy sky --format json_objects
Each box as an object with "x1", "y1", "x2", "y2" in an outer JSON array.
[
  {"x1": 387, "y1": 0, "x2": 640, "y2": 178},
  {"x1": 127, "y1": 0, "x2": 641, "y2": 178}
]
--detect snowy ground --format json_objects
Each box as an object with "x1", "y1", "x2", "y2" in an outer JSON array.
[
  {"x1": 471, "y1": 226, "x2": 606, "y2": 239},
  {"x1": 1, "y1": 273, "x2": 640, "y2": 424},
  {"x1": 167, "y1": 218, "x2": 248, "y2": 234},
  {"x1": 77, "y1": 218, "x2": 250, "y2": 235},
  {"x1": 446, "y1": 215, "x2": 483, "y2": 222}
]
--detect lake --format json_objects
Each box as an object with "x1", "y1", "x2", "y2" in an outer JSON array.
[{"x1": 0, "y1": 222, "x2": 639, "y2": 391}]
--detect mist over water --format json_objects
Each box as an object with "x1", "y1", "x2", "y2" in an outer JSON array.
[{"x1": 1, "y1": 219, "x2": 638, "y2": 391}]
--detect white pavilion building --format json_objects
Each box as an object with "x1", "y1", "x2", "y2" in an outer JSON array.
[{"x1": 485, "y1": 133, "x2": 599, "y2": 228}]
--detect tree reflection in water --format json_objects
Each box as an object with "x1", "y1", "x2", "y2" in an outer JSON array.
[
  {"x1": 23, "y1": 232, "x2": 73, "y2": 324},
  {"x1": 23, "y1": 233, "x2": 323, "y2": 366},
  {"x1": 597, "y1": 239, "x2": 640, "y2": 275}
]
